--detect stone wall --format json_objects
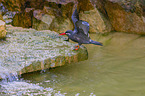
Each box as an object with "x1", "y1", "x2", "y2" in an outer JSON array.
[
  {"x1": 1, "y1": 0, "x2": 145, "y2": 34},
  {"x1": 0, "y1": 0, "x2": 113, "y2": 33}
]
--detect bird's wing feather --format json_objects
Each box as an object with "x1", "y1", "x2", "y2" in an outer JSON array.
[
  {"x1": 72, "y1": 31, "x2": 90, "y2": 44},
  {"x1": 71, "y1": 8, "x2": 79, "y2": 30},
  {"x1": 76, "y1": 20, "x2": 90, "y2": 37}
]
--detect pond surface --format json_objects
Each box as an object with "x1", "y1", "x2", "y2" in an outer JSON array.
[{"x1": 1, "y1": 32, "x2": 145, "y2": 96}]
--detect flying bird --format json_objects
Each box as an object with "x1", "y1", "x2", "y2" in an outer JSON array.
[{"x1": 60, "y1": 8, "x2": 103, "y2": 50}]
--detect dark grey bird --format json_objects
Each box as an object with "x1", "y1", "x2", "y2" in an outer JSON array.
[{"x1": 60, "y1": 8, "x2": 103, "y2": 50}]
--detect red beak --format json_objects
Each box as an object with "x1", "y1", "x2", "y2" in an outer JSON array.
[{"x1": 59, "y1": 33, "x2": 66, "y2": 35}]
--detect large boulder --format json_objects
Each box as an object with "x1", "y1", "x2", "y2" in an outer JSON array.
[
  {"x1": 0, "y1": 20, "x2": 6, "y2": 39},
  {"x1": 79, "y1": 8, "x2": 113, "y2": 33},
  {"x1": 105, "y1": 0, "x2": 145, "y2": 34},
  {"x1": 32, "y1": 1, "x2": 74, "y2": 33},
  {"x1": 77, "y1": 0, "x2": 113, "y2": 33},
  {"x1": 0, "y1": 25, "x2": 88, "y2": 80}
]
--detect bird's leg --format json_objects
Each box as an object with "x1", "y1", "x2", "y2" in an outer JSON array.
[
  {"x1": 75, "y1": 45, "x2": 80, "y2": 50},
  {"x1": 74, "y1": 44, "x2": 81, "y2": 51}
]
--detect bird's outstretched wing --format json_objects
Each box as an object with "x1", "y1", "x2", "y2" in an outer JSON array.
[
  {"x1": 76, "y1": 20, "x2": 90, "y2": 38},
  {"x1": 71, "y1": 8, "x2": 79, "y2": 30},
  {"x1": 71, "y1": 8, "x2": 90, "y2": 37}
]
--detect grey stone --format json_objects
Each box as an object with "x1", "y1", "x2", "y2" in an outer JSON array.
[{"x1": 0, "y1": 25, "x2": 88, "y2": 79}]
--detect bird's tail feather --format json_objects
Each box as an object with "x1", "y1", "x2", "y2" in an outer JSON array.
[{"x1": 90, "y1": 40, "x2": 103, "y2": 46}]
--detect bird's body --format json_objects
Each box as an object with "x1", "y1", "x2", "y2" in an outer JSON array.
[{"x1": 60, "y1": 8, "x2": 102, "y2": 50}]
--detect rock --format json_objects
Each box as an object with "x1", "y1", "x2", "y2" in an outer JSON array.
[
  {"x1": 105, "y1": 0, "x2": 145, "y2": 34},
  {"x1": 0, "y1": 20, "x2": 6, "y2": 39},
  {"x1": 24, "y1": 0, "x2": 46, "y2": 9},
  {"x1": 3, "y1": 11, "x2": 17, "y2": 24},
  {"x1": 49, "y1": 17, "x2": 73, "y2": 33},
  {"x1": 0, "y1": 25, "x2": 88, "y2": 80},
  {"x1": 0, "y1": 3, "x2": 7, "y2": 13},
  {"x1": 32, "y1": 9, "x2": 55, "y2": 30},
  {"x1": 79, "y1": 8, "x2": 113, "y2": 33},
  {"x1": 32, "y1": 4, "x2": 74, "y2": 33},
  {"x1": 0, "y1": 3, "x2": 17, "y2": 24},
  {"x1": 77, "y1": 0, "x2": 94, "y2": 11},
  {"x1": 90, "y1": 0, "x2": 109, "y2": 18},
  {"x1": 3, "y1": 0, "x2": 75, "y2": 32},
  {"x1": 1, "y1": 0, "x2": 25, "y2": 12},
  {"x1": 0, "y1": 13, "x2": 4, "y2": 21},
  {"x1": 1, "y1": 0, "x2": 115, "y2": 33},
  {"x1": 12, "y1": 8, "x2": 34, "y2": 28},
  {"x1": 77, "y1": 0, "x2": 113, "y2": 33}
]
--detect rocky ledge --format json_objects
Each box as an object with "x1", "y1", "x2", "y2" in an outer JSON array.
[{"x1": 0, "y1": 25, "x2": 88, "y2": 80}]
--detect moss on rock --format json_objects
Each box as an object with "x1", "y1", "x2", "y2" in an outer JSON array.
[{"x1": 0, "y1": 25, "x2": 88, "y2": 79}]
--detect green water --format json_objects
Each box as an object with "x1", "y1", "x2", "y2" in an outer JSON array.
[
  {"x1": 1, "y1": 32, "x2": 145, "y2": 96},
  {"x1": 21, "y1": 32, "x2": 145, "y2": 96}
]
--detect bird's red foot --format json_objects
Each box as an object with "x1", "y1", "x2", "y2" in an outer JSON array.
[{"x1": 74, "y1": 45, "x2": 80, "y2": 50}]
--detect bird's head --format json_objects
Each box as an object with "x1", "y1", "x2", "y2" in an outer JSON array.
[{"x1": 59, "y1": 30, "x2": 73, "y2": 37}]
